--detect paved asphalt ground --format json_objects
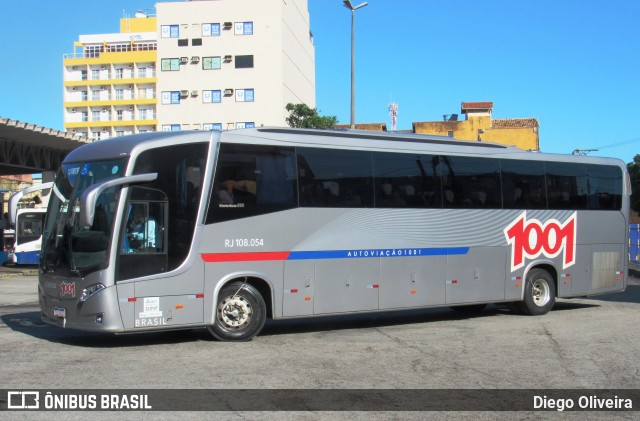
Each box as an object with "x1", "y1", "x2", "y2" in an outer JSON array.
[{"x1": 0, "y1": 265, "x2": 638, "y2": 420}]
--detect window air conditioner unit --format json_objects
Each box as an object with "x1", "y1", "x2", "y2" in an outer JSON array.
[
  {"x1": 180, "y1": 57, "x2": 189, "y2": 64},
  {"x1": 71, "y1": 109, "x2": 76, "y2": 113},
  {"x1": 101, "y1": 66, "x2": 106, "y2": 70},
  {"x1": 190, "y1": 90, "x2": 198, "y2": 96},
  {"x1": 223, "y1": 22, "x2": 233, "y2": 29},
  {"x1": 180, "y1": 90, "x2": 189, "y2": 97},
  {"x1": 102, "y1": 108, "x2": 108, "y2": 112},
  {"x1": 224, "y1": 55, "x2": 232, "y2": 62},
  {"x1": 128, "y1": 64, "x2": 133, "y2": 68},
  {"x1": 224, "y1": 89, "x2": 234, "y2": 96},
  {"x1": 191, "y1": 56, "x2": 200, "y2": 63}
]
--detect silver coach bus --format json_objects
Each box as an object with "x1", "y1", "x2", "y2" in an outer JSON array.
[{"x1": 34, "y1": 128, "x2": 629, "y2": 341}]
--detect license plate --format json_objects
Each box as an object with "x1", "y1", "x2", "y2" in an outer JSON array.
[{"x1": 53, "y1": 307, "x2": 66, "y2": 318}]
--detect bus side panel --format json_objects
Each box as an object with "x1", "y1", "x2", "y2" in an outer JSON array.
[
  {"x1": 117, "y1": 282, "x2": 136, "y2": 329},
  {"x1": 283, "y1": 260, "x2": 315, "y2": 317},
  {"x1": 132, "y1": 261, "x2": 205, "y2": 328},
  {"x1": 569, "y1": 244, "x2": 625, "y2": 296},
  {"x1": 15, "y1": 250, "x2": 40, "y2": 265},
  {"x1": 313, "y1": 259, "x2": 379, "y2": 315},
  {"x1": 379, "y1": 255, "x2": 446, "y2": 309},
  {"x1": 445, "y1": 248, "x2": 507, "y2": 304}
]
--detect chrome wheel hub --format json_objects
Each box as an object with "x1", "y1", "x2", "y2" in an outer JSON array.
[{"x1": 218, "y1": 295, "x2": 252, "y2": 329}]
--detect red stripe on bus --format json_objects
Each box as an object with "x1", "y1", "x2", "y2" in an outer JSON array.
[{"x1": 200, "y1": 252, "x2": 290, "y2": 262}]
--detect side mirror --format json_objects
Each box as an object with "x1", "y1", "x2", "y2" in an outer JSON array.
[
  {"x1": 8, "y1": 182, "x2": 54, "y2": 226},
  {"x1": 79, "y1": 173, "x2": 158, "y2": 227}
]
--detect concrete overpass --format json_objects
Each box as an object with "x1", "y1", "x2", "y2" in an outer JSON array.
[{"x1": 0, "y1": 117, "x2": 88, "y2": 175}]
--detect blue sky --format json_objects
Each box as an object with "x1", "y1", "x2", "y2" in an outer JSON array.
[{"x1": 1, "y1": 0, "x2": 638, "y2": 162}]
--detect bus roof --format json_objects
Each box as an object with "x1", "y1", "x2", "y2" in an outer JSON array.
[{"x1": 62, "y1": 128, "x2": 625, "y2": 169}]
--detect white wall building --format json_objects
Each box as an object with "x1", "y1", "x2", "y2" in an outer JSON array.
[{"x1": 155, "y1": 0, "x2": 315, "y2": 131}]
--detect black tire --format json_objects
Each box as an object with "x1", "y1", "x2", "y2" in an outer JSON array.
[
  {"x1": 450, "y1": 304, "x2": 487, "y2": 313},
  {"x1": 207, "y1": 281, "x2": 266, "y2": 341},
  {"x1": 517, "y1": 268, "x2": 555, "y2": 316}
]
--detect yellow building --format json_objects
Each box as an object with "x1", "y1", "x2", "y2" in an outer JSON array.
[
  {"x1": 63, "y1": 15, "x2": 158, "y2": 140},
  {"x1": 413, "y1": 102, "x2": 539, "y2": 151}
]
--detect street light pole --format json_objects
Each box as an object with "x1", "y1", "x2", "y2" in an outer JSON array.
[{"x1": 343, "y1": 0, "x2": 368, "y2": 129}]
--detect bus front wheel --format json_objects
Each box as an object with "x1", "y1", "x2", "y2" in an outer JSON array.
[
  {"x1": 518, "y1": 269, "x2": 555, "y2": 316},
  {"x1": 208, "y1": 281, "x2": 266, "y2": 341}
]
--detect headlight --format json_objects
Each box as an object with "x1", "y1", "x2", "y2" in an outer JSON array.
[{"x1": 80, "y1": 283, "x2": 105, "y2": 302}]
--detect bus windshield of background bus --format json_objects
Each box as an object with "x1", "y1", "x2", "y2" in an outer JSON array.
[
  {"x1": 16, "y1": 211, "x2": 45, "y2": 245},
  {"x1": 41, "y1": 159, "x2": 126, "y2": 274}
]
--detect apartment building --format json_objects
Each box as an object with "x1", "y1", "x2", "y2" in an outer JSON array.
[
  {"x1": 62, "y1": 0, "x2": 315, "y2": 137},
  {"x1": 63, "y1": 15, "x2": 158, "y2": 140}
]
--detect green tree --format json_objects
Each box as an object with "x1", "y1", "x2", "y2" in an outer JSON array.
[
  {"x1": 285, "y1": 103, "x2": 337, "y2": 129},
  {"x1": 628, "y1": 154, "x2": 640, "y2": 212}
]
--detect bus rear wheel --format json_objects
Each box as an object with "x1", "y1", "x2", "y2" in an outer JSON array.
[
  {"x1": 208, "y1": 281, "x2": 266, "y2": 341},
  {"x1": 518, "y1": 268, "x2": 555, "y2": 316}
]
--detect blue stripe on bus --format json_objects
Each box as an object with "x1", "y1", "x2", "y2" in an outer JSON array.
[{"x1": 286, "y1": 247, "x2": 469, "y2": 260}]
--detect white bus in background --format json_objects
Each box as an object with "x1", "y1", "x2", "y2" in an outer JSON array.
[
  {"x1": 7, "y1": 185, "x2": 51, "y2": 265},
  {"x1": 21, "y1": 128, "x2": 629, "y2": 341}
]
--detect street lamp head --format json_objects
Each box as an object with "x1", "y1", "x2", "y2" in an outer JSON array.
[{"x1": 343, "y1": 0, "x2": 368, "y2": 11}]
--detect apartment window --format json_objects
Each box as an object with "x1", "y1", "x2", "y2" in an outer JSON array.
[
  {"x1": 91, "y1": 90, "x2": 100, "y2": 101},
  {"x1": 91, "y1": 69, "x2": 100, "y2": 80},
  {"x1": 202, "y1": 57, "x2": 222, "y2": 70},
  {"x1": 161, "y1": 58, "x2": 181, "y2": 71},
  {"x1": 235, "y1": 89, "x2": 254, "y2": 102},
  {"x1": 81, "y1": 111, "x2": 88, "y2": 122},
  {"x1": 203, "y1": 90, "x2": 222, "y2": 103},
  {"x1": 81, "y1": 70, "x2": 88, "y2": 80},
  {"x1": 162, "y1": 124, "x2": 182, "y2": 131},
  {"x1": 116, "y1": 110, "x2": 124, "y2": 121},
  {"x1": 115, "y1": 89, "x2": 124, "y2": 100},
  {"x1": 235, "y1": 55, "x2": 254, "y2": 69},
  {"x1": 192, "y1": 38, "x2": 202, "y2": 46},
  {"x1": 91, "y1": 111, "x2": 100, "y2": 122},
  {"x1": 161, "y1": 91, "x2": 181, "y2": 105},
  {"x1": 161, "y1": 25, "x2": 179, "y2": 38},
  {"x1": 202, "y1": 23, "x2": 221, "y2": 37},
  {"x1": 137, "y1": 68, "x2": 147, "y2": 78},
  {"x1": 178, "y1": 39, "x2": 189, "y2": 47},
  {"x1": 116, "y1": 130, "x2": 125, "y2": 137},
  {"x1": 80, "y1": 91, "x2": 88, "y2": 101},
  {"x1": 234, "y1": 22, "x2": 253, "y2": 35}
]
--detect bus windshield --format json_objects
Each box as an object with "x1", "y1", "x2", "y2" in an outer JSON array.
[
  {"x1": 41, "y1": 159, "x2": 126, "y2": 274},
  {"x1": 16, "y1": 211, "x2": 45, "y2": 245}
]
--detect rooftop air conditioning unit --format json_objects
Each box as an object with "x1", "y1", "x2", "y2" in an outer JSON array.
[{"x1": 180, "y1": 57, "x2": 189, "y2": 64}]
